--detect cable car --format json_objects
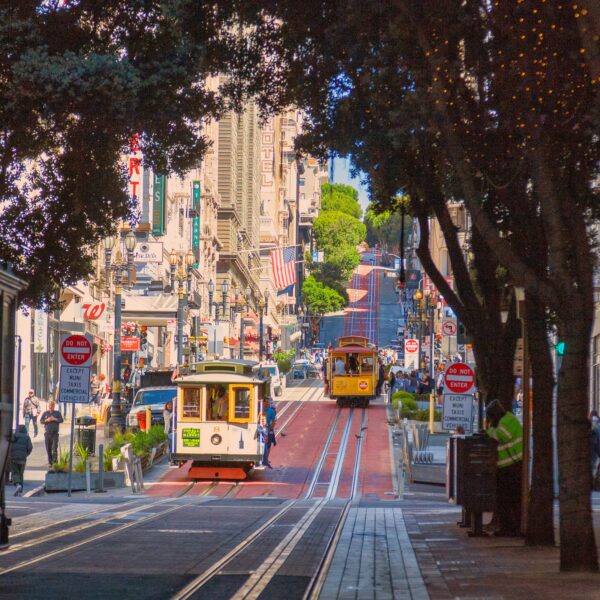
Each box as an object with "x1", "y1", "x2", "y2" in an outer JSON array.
[
  {"x1": 325, "y1": 336, "x2": 378, "y2": 408},
  {"x1": 172, "y1": 359, "x2": 269, "y2": 480}
]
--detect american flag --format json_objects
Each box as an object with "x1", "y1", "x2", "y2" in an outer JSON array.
[{"x1": 270, "y1": 246, "x2": 297, "y2": 290}]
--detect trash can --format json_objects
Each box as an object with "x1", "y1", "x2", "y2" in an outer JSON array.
[{"x1": 75, "y1": 416, "x2": 97, "y2": 456}]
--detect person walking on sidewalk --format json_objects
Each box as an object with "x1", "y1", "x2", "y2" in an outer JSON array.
[
  {"x1": 10, "y1": 424, "x2": 33, "y2": 496},
  {"x1": 486, "y1": 399, "x2": 523, "y2": 537},
  {"x1": 40, "y1": 400, "x2": 64, "y2": 468},
  {"x1": 22, "y1": 389, "x2": 40, "y2": 438}
]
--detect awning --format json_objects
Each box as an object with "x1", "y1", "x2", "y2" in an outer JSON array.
[{"x1": 122, "y1": 294, "x2": 179, "y2": 326}]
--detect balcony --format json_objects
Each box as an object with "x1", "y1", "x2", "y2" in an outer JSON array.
[{"x1": 299, "y1": 212, "x2": 316, "y2": 228}]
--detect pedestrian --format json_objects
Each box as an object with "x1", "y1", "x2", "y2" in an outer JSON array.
[
  {"x1": 164, "y1": 400, "x2": 174, "y2": 464},
  {"x1": 388, "y1": 371, "x2": 396, "y2": 404},
  {"x1": 98, "y1": 373, "x2": 110, "y2": 400},
  {"x1": 90, "y1": 375, "x2": 100, "y2": 404},
  {"x1": 375, "y1": 360, "x2": 385, "y2": 396},
  {"x1": 10, "y1": 424, "x2": 33, "y2": 496},
  {"x1": 22, "y1": 389, "x2": 40, "y2": 438},
  {"x1": 39, "y1": 400, "x2": 64, "y2": 468},
  {"x1": 486, "y1": 399, "x2": 523, "y2": 536},
  {"x1": 335, "y1": 356, "x2": 346, "y2": 375},
  {"x1": 263, "y1": 422, "x2": 277, "y2": 468}
]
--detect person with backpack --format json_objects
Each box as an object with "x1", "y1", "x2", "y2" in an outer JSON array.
[{"x1": 10, "y1": 424, "x2": 33, "y2": 496}]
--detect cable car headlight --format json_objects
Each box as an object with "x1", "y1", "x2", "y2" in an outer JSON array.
[{"x1": 211, "y1": 434, "x2": 222, "y2": 446}]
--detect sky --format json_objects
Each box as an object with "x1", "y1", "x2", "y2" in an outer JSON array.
[{"x1": 330, "y1": 157, "x2": 370, "y2": 211}]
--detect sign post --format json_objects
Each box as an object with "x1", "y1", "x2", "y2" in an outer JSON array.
[
  {"x1": 442, "y1": 362, "x2": 476, "y2": 433},
  {"x1": 59, "y1": 334, "x2": 93, "y2": 497}
]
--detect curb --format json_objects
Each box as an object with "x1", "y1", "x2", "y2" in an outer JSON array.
[{"x1": 23, "y1": 484, "x2": 45, "y2": 498}]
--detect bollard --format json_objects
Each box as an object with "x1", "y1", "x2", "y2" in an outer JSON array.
[
  {"x1": 85, "y1": 458, "x2": 91, "y2": 493},
  {"x1": 145, "y1": 406, "x2": 151, "y2": 433},
  {"x1": 96, "y1": 444, "x2": 106, "y2": 493}
]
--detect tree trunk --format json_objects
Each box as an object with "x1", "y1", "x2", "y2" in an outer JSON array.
[
  {"x1": 525, "y1": 297, "x2": 555, "y2": 546},
  {"x1": 557, "y1": 311, "x2": 598, "y2": 570}
]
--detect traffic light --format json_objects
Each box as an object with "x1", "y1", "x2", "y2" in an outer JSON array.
[
  {"x1": 140, "y1": 325, "x2": 148, "y2": 350},
  {"x1": 555, "y1": 340, "x2": 566, "y2": 356}
]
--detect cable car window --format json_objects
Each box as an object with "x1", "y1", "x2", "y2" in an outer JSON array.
[
  {"x1": 207, "y1": 385, "x2": 229, "y2": 421},
  {"x1": 233, "y1": 388, "x2": 251, "y2": 420},
  {"x1": 182, "y1": 388, "x2": 201, "y2": 418},
  {"x1": 361, "y1": 356, "x2": 374, "y2": 372}
]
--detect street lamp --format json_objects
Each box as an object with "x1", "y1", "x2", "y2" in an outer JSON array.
[
  {"x1": 105, "y1": 231, "x2": 137, "y2": 436},
  {"x1": 239, "y1": 287, "x2": 253, "y2": 359},
  {"x1": 170, "y1": 250, "x2": 195, "y2": 366},
  {"x1": 222, "y1": 279, "x2": 230, "y2": 320},
  {"x1": 208, "y1": 279, "x2": 215, "y2": 318},
  {"x1": 259, "y1": 291, "x2": 269, "y2": 361}
]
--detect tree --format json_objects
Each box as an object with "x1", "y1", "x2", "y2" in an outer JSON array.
[
  {"x1": 0, "y1": 1, "x2": 236, "y2": 306},
  {"x1": 301, "y1": 275, "x2": 345, "y2": 314},
  {"x1": 222, "y1": 0, "x2": 598, "y2": 569},
  {"x1": 313, "y1": 210, "x2": 366, "y2": 253},
  {"x1": 321, "y1": 183, "x2": 362, "y2": 219},
  {"x1": 364, "y1": 206, "x2": 411, "y2": 253}
]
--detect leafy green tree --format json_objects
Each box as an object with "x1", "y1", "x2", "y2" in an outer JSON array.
[
  {"x1": 301, "y1": 275, "x2": 345, "y2": 314},
  {"x1": 313, "y1": 210, "x2": 366, "y2": 253},
  {"x1": 0, "y1": 2, "x2": 233, "y2": 306},
  {"x1": 364, "y1": 205, "x2": 412, "y2": 252},
  {"x1": 321, "y1": 183, "x2": 362, "y2": 219}
]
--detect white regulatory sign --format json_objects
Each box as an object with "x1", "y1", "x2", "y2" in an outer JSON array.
[
  {"x1": 58, "y1": 366, "x2": 91, "y2": 404},
  {"x1": 442, "y1": 320, "x2": 457, "y2": 336},
  {"x1": 442, "y1": 393, "x2": 474, "y2": 433}
]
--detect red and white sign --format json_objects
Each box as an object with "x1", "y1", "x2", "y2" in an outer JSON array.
[
  {"x1": 405, "y1": 339, "x2": 419, "y2": 353},
  {"x1": 444, "y1": 362, "x2": 475, "y2": 394},
  {"x1": 442, "y1": 320, "x2": 457, "y2": 336},
  {"x1": 359, "y1": 380, "x2": 368, "y2": 390},
  {"x1": 83, "y1": 302, "x2": 106, "y2": 320},
  {"x1": 60, "y1": 334, "x2": 93, "y2": 367},
  {"x1": 121, "y1": 336, "x2": 141, "y2": 352},
  {"x1": 404, "y1": 338, "x2": 419, "y2": 370}
]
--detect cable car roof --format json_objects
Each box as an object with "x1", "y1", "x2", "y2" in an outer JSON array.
[
  {"x1": 176, "y1": 372, "x2": 262, "y2": 385},
  {"x1": 331, "y1": 345, "x2": 376, "y2": 355}
]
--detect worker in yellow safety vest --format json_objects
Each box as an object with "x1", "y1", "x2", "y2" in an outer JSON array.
[{"x1": 486, "y1": 399, "x2": 523, "y2": 537}]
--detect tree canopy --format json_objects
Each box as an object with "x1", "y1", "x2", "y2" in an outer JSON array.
[
  {"x1": 320, "y1": 183, "x2": 362, "y2": 219},
  {"x1": 313, "y1": 210, "x2": 366, "y2": 253},
  {"x1": 0, "y1": 1, "x2": 240, "y2": 305},
  {"x1": 301, "y1": 275, "x2": 345, "y2": 314}
]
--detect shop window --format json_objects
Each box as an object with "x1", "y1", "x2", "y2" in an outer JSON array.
[{"x1": 182, "y1": 388, "x2": 201, "y2": 419}]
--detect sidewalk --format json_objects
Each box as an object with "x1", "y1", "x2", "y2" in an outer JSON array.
[{"x1": 12, "y1": 412, "x2": 109, "y2": 497}]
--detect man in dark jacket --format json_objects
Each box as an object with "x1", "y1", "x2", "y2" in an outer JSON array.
[
  {"x1": 40, "y1": 400, "x2": 64, "y2": 468},
  {"x1": 10, "y1": 424, "x2": 33, "y2": 496}
]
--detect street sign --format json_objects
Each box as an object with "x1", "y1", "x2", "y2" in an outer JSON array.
[
  {"x1": 442, "y1": 320, "x2": 457, "y2": 336},
  {"x1": 58, "y1": 366, "x2": 91, "y2": 404},
  {"x1": 404, "y1": 338, "x2": 419, "y2": 370},
  {"x1": 134, "y1": 241, "x2": 163, "y2": 264},
  {"x1": 121, "y1": 336, "x2": 141, "y2": 352},
  {"x1": 442, "y1": 393, "x2": 474, "y2": 433},
  {"x1": 394, "y1": 258, "x2": 401, "y2": 270},
  {"x1": 60, "y1": 334, "x2": 93, "y2": 367},
  {"x1": 444, "y1": 362, "x2": 475, "y2": 394}
]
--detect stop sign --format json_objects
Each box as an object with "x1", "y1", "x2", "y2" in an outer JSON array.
[
  {"x1": 444, "y1": 362, "x2": 475, "y2": 394},
  {"x1": 61, "y1": 334, "x2": 93, "y2": 367},
  {"x1": 405, "y1": 339, "x2": 418, "y2": 353}
]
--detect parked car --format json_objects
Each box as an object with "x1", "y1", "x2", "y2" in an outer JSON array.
[
  {"x1": 126, "y1": 386, "x2": 177, "y2": 431},
  {"x1": 255, "y1": 363, "x2": 283, "y2": 397},
  {"x1": 292, "y1": 360, "x2": 310, "y2": 379}
]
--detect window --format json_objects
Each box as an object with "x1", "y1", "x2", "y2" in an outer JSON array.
[
  {"x1": 182, "y1": 388, "x2": 201, "y2": 419},
  {"x1": 299, "y1": 178, "x2": 305, "y2": 186},
  {"x1": 230, "y1": 386, "x2": 252, "y2": 422},
  {"x1": 360, "y1": 357, "x2": 374, "y2": 373},
  {"x1": 135, "y1": 388, "x2": 177, "y2": 406}
]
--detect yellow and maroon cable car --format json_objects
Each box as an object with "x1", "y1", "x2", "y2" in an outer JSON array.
[{"x1": 326, "y1": 336, "x2": 378, "y2": 408}]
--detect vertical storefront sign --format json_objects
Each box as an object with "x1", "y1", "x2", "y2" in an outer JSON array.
[
  {"x1": 152, "y1": 174, "x2": 166, "y2": 236},
  {"x1": 34, "y1": 309, "x2": 48, "y2": 353},
  {"x1": 192, "y1": 180, "x2": 201, "y2": 267}
]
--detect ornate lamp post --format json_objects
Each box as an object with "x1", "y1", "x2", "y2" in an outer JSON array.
[
  {"x1": 239, "y1": 286, "x2": 253, "y2": 359},
  {"x1": 170, "y1": 250, "x2": 195, "y2": 366},
  {"x1": 258, "y1": 291, "x2": 269, "y2": 361},
  {"x1": 105, "y1": 230, "x2": 137, "y2": 435},
  {"x1": 208, "y1": 279, "x2": 215, "y2": 318},
  {"x1": 221, "y1": 279, "x2": 230, "y2": 323}
]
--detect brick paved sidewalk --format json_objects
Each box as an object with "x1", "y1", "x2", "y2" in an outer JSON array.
[{"x1": 403, "y1": 495, "x2": 600, "y2": 600}]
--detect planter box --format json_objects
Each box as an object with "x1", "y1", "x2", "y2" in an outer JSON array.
[{"x1": 45, "y1": 470, "x2": 126, "y2": 492}]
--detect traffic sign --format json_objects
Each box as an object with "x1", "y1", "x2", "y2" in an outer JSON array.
[
  {"x1": 60, "y1": 334, "x2": 93, "y2": 367},
  {"x1": 404, "y1": 338, "x2": 419, "y2": 370},
  {"x1": 58, "y1": 366, "x2": 91, "y2": 404},
  {"x1": 442, "y1": 320, "x2": 457, "y2": 336},
  {"x1": 442, "y1": 393, "x2": 474, "y2": 433},
  {"x1": 405, "y1": 339, "x2": 419, "y2": 353},
  {"x1": 444, "y1": 362, "x2": 475, "y2": 394}
]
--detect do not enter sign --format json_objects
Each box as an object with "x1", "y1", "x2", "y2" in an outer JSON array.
[
  {"x1": 444, "y1": 362, "x2": 475, "y2": 394},
  {"x1": 405, "y1": 339, "x2": 419, "y2": 353},
  {"x1": 60, "y1": 334, "x2": 93, "y2": 367}
]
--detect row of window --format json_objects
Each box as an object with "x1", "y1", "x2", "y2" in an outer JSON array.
[{"x1": 180, "y1": 385, "x2": 252, "y2": 422}]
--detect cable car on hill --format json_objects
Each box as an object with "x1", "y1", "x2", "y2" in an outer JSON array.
[
  {"x1": 172, "y1": 359, "x2": 269, "y2": 480},
  {"x1": 325, "y1": 336, "x2": 378, "y2": 408}
]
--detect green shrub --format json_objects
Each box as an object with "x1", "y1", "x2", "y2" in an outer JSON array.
[
  {"x1": 74, "y1": 442, "x2": 90, "y2": 473},
  {"x1": 131, "y1": 431, "x2": 152, "y2": 457},
  {"x1": 148, "y1": 424, "x2": 167, "y2": 447},
  {"x1": 414, "y1": 393, "x2": 434, "y2": 403},
  {"x1": 51, "y1": 448, "x2": 70, "y2": 473},
  {"x1": 414, "y1": 409, "x2": 441, "y2": 422}
]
